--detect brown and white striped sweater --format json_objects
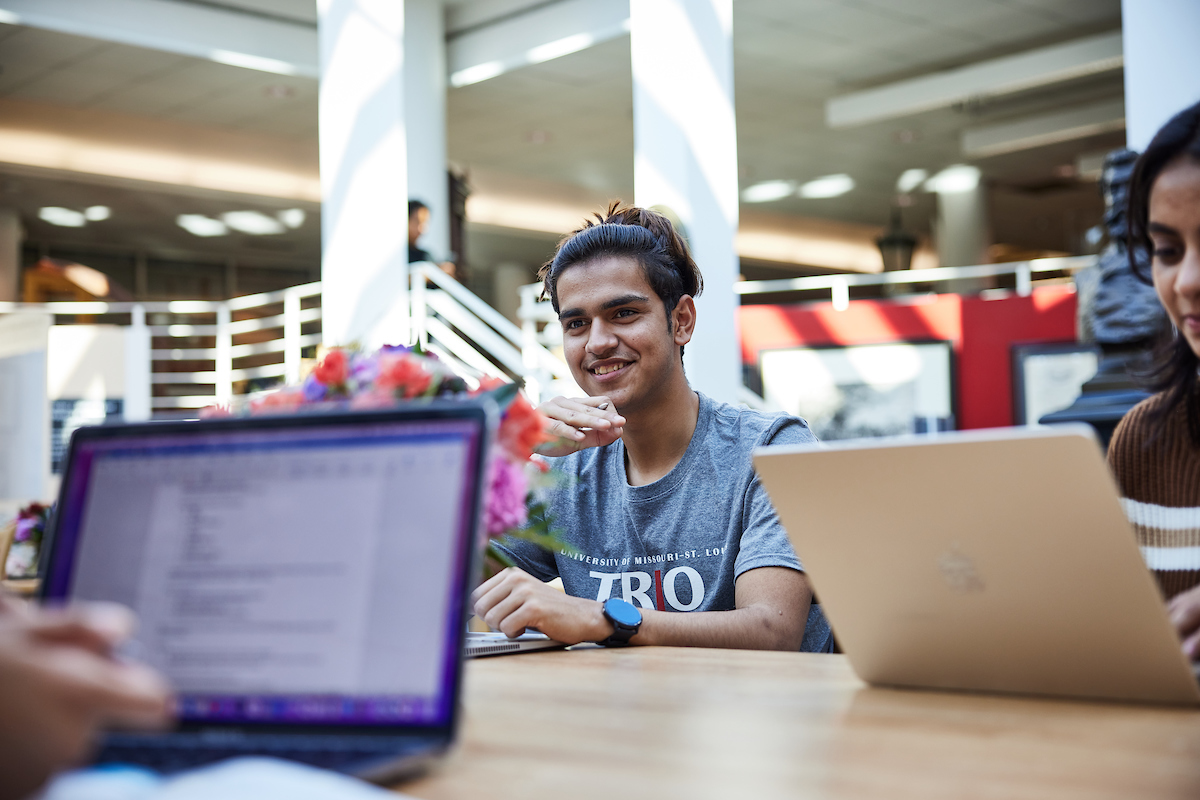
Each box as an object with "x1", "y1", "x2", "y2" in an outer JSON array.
[{"x1": 1108, "y1": 392, "x2": 1200, "y2": 600}]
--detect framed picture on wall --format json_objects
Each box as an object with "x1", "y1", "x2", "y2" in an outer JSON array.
[
  {"x1": 1011, "y1": 342, "x2": 1101, "y2": 425},
  {"x1": 759, "y1": 341, "x2": 955, "y2": 441}
]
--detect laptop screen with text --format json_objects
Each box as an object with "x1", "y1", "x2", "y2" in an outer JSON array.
[{"x1": 45, "y1": 414, "x2": 484, "y2": 729}]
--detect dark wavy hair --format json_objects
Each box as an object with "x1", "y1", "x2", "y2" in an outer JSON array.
[
  {"x1": 1127, "y1": 100, "x2": 1200, "y2": 446},
  {"x1": 538, "y1": 202, "x2": 704, "y2": 358}
]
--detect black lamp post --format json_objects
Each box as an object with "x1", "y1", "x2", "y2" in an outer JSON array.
[{"x1": 876, "y1": 207, "x2": 917, "y2": 272}]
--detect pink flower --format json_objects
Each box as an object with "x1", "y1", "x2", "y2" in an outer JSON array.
[
  {"x1": 377, "y1": 354, "x2": 432, "y2": 398},
  {"x1": 484, "y1": 457, "x2": 529, "y2": 537},
  {"x1": 250, "y1": 387, "x2": 304, "y2": 414},
  {"x1": 313, "y1": 348, "x2": 350, "y2": 387},
  {"x1": 200, "y1": 404, "x2": 233, "y2": 419}
]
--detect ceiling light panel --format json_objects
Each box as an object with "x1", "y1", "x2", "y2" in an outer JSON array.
[
  {"x1": 39, "y1": 207, "x2": 87, "y2": 227},
  {"x1": 177, "y1": 214, "x2": 229, "y2": 237},
  {"x1": 741, "y1": 180, "x2": 796, "y2": 203},
  {"x1": 798, "y1": 174, "x2": 855, "y2": 199},
  {"x1": 221, "y1": 211, "x2": 286, "y2": 235},
  {"x1": 896, "y1": 169, "x2": 928, "y2": 193}
]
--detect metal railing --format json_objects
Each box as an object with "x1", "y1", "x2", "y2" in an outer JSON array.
[
  {"x1": 410, "y1": 262, "x2": 573, "y2": 404},
  {"x1": 515, "y1": 255, "x2": 1096, "y2": 406},
  {"x1": 0, "y1": 283, "x2": 323, "y2": 418},
  {"x1": 0, "y1": 262, "x2": 577, "y2": 419},
  {"x1": 0, "y1": 255, "x2": 1093, "y2": 419},
  {"x1": 734, "y1": 255, "x2": 1096, "y2": 308}
]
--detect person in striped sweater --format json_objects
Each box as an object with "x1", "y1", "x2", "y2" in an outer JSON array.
[{"x1": 1108, "y1": 99, "x2": 1200, "y2": 660}]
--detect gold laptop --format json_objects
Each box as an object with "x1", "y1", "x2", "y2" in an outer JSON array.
[{"x1": 754, "y1": 424, "x2": 1200, "y2": 706}]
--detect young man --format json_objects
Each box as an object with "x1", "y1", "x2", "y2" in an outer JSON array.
[{"x1": 472, "y1": 204, "x2": 831, "y2": 651}]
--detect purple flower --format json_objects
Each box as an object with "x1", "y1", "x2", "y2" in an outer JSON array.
[
  {"x1": 484, "y1": 457, "x2": 529, "y2": 536},
  {"x1": 14, "y1": 517, "x2": 35, "y2": 543},
  {"x1": 379, "y1": 344, "x2": 410, "y2": 354},
  {"x1": 350, "y1": 352, "x2": 380, "y2": 386},
  {"x1": 302, "y1": 373, "x2": 327, "y2": 402}
]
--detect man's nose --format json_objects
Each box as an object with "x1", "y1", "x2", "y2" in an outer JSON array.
[{"x1": 586, "y1": 320, "x2": 618, "y2": 355}]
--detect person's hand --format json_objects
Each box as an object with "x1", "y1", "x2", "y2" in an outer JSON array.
[
  {"x1": 534, "y1": 395, "x2": 625, "y2": 457},
  {"x1": 0, "y1": 597, "x2": 172, "y2": 800},
  {"x1": 471, "y1": 568, "x2": 612, "y2": 645},
  {"x1": 437, "y1": 262, "x2": 457, "y2": 280},
  {"x1": 1168, "y1": 584, "x2": 1200, "y2": 660}
]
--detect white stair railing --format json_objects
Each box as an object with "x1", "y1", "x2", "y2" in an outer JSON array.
[
  {"x1": 0, "y1": 283, "x2": 323, "y2": 419},
  {"x1": 409, "y1": 262, "x2": 573, "y2": 404}
]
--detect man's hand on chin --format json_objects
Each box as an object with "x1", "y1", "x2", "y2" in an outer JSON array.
[{"x1": 471, "y1": 568, "x2": 611, "y2": 645}]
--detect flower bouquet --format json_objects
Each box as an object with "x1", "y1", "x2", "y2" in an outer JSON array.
[
  {"x1": 205, "y1": 344, "x2": 570, "y2": 572},
  {"x1": 4, "y1": 502, "x2": 49, "y2": 579}
]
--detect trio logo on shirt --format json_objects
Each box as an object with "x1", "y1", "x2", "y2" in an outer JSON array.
[
  {"x1": 590, "y1": 567, "x2": 704, "y2": 611},
  {"x1": 565, "y1": 546, "x2": 728, "y2": 611}
]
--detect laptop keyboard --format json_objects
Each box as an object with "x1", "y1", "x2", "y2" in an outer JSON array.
[{"x1": 95, "y1": 733, "x2": 427, "y2": 774}]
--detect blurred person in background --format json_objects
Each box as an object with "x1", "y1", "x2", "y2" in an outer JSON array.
[
  {"x1": 1109, "y1": 99, "x2": 1200, "y2": 660},
  {"x1": 0, "y1": 594, "x2": 171, "y2": 800},
  {"x1": 407, "y1": 199, "x2": 457, "y2": 280}
]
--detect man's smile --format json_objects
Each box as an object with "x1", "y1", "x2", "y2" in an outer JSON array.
[{"x1": 589, "y1": 360, "x2": 632, "y2": 378}]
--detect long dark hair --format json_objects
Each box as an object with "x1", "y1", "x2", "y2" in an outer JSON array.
[
  {"x1": 1127, "y1": 101, "x2": 1200, "y2": 446},
  {"x1": 539, "y1": 202, "x2": 704, "y2": 358}
]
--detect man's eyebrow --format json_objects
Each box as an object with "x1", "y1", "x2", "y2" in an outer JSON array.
[
  {"x1": 1148, "y1": 222, "x2": 1179, "y2": 235},
  {"x1": 601, "y1": 294, "x2": 651, "y2": 311},
  {"x1": 558, "y1": 294, "x2": 652, "y2": 321}
]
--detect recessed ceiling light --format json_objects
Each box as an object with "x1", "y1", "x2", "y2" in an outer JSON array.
[
  {"x1": 39, "y1": 207, "x2": 86, "y2": 227},
  {"x1": 896, "y1": 169, "x2": 928, "y2": 193},
  {"x1": 84, "y1": 205, "x2": 110, "y2": 221},
  {"x1": 924, "y1": 165, "x2": 981, "y2": 194},
  {"x1": 222, "y1": 210, "x2": 285, "y2": 235},
  {"x1": 798, "y1": 174, "x2": 855, "y2": 199},
  {"x1": 177, "y1": 214, "x2": 229, "y2": 237},
  {"x1": 741, "y1": 180, "x2": 796, "y2": 203},
  {"x1": 277, "y1": 208, "x2": 306, "y2": 229}
]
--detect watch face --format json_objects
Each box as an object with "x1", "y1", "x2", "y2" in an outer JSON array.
[{"x1": 604, "y1": 598, "x2": 642, "y2": 627}]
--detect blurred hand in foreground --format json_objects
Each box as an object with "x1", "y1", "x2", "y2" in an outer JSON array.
[
  {"x1": 1168, "y1": 584, "x2": 1200, "y2": 661},
  {"x1": 0, "y1": 595, "x2": 172, "y2": 800}
]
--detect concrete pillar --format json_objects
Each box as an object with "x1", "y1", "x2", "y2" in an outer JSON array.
[
  {"x1": 630, "y1": 0, "x2": 740, "y2": 405},
  {"x1": 405, "y1": 0, "x2": 450, "y2": 263},
  {"x1": 317, "y1": 0, "x2": 409, "y2": 348},
  {"x1": 0, "y1": 208, "x2": 22, "y2": 303},
  {"x1": 1122, "y1": 0, "x2": 1200, "y2": 152},
  {"x1": 930, "y1": 166, "x2": 989, "y2": 267}
]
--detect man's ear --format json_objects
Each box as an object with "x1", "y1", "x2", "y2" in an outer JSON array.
[{"x1": 672, "y1": 295, "x2": 696, "y2": 347}]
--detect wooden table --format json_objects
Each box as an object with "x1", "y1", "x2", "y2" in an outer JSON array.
[{"x1": 401, "y1": 647, "x2": 1200, "y2": 800}]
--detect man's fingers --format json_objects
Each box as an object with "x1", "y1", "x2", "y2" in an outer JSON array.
[
  {"x1": 27, "y1": 616, "x2": 121, "y2": 658},
  {"x1": 1169, "y1": 593, "x2": 1200, "y2": 638},
  {"x1": 470, "y1": 567, "x2": 510, "y2": 607},
  {"x1": 48, "y1": 648, "x2": 172, "y2": 726},
  {"x1": 481, "y1": 590, "x2": 531, "y2": 637}
]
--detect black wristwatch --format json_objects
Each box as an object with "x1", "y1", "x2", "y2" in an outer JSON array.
[{"x1": 598, "y1": 598, "x2": 642, "y2": 646}]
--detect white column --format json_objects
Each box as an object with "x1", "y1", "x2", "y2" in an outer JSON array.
[
  {"x1": 1122, "y1": 0, "x2": 1200, "y2": 151},
  {"x1": 405, "y1": 0, "x2": 450, "y2": 262},
  {"x1": 0, "y1": 208, "x2": 22, "y2": 303},
  {"x1": 123, "y1": 304, "x2": 152, "y2": 422},
  {"x1": 630, "y1": 0, "x2": 740, "y2": 405},
  {"x1": 929, "y1": 166, "x2": 989, "y2": 267},
  {"x1": 318, "y1": 0, "x2": 410, "y2": 348}
]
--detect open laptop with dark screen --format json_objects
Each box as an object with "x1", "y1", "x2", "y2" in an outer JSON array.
[{"x1": 40, "y1": 401, "x2": 493, "y2": 782}]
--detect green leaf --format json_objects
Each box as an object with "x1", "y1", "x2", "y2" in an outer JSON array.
[{"x1": 483, "y1": 381, "x2": 521, "y2": 412}]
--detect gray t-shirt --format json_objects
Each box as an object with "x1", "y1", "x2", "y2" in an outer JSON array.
[{"x1": 498, "y1": 392, "x2": 833, "y2": 652}]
